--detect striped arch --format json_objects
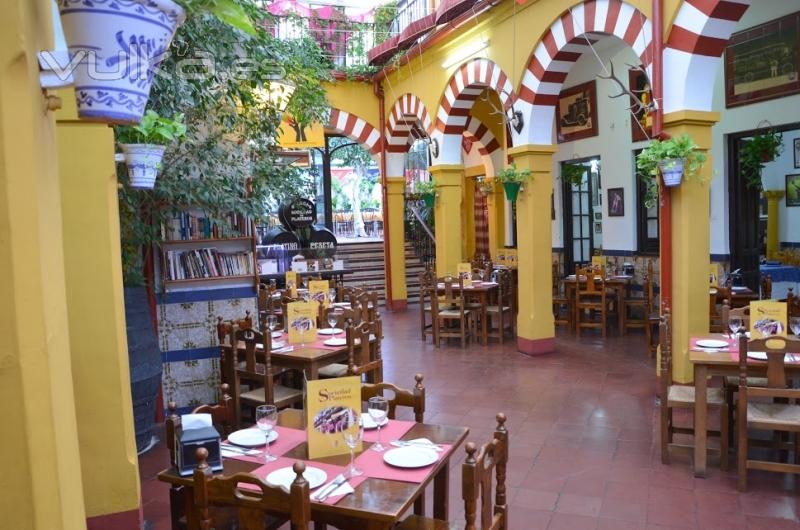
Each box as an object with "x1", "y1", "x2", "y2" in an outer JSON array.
[
  {"x1": 516, "y1": 0, "x2": 654, "y2": 145},
  {"x1": 463, "y1": 116, "x2": 501, "y2": 156},
  {"x1": 327, "y1": 108, "x2": 382, "y2": 156},
  {"x1": 385, "y1": 94, "x2": 433, "y2": 154},
  {"x1": 663, "y1": 0, "x2": 751, "y2": 113},
  {"x1": 434, "y1": 58, "x2": 516, "y2": 164}
]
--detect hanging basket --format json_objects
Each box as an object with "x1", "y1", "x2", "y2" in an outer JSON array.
[
  {"x1": 658, "y1": 158, "x2": 685, "y2": 187},
  {"x1": 422, "y1": 192, "x2": 436, "y2": 208},
  {"x1": 58, "y1": 0, "x2": 185, "y2": 124},
  {"x1": 121, "y1": 143, "x2": 166, "y2": 188},
  {"x1": 503, "y1": 182, "x2": 522, "y2": 202}
]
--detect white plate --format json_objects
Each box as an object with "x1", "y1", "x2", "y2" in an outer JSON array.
[
  {"x1": 257, "y1": 340, "x2": 284, "y2": 350},
  {"x1": 746, "y1": 352, "x2": 796, "y2": 362},
  {"x1": 361, "y1": 412, "x2": 388, "y2": 430},
  {"x1": 318, "y1": 328, "x2": 344, "y2": 335},
  {"x1": 266, "y1": 466, "x2": 327, "y2": 490},
  {"x1": 227, "y1": 428, "x2": 278, "y2": 447},
  {"x1": 323, "y1": 337, "x2": 347, "y2": 347},
  {"x1": 272, "y1": 331, "x2": 283, "y2": 339},
  {"x1": 332, "y1": 302, "x2": 350, "y2": 308},
  {"x1": 383, "y1": 446, "x2": 439, "y2": 469},
  {"x1": 696, "y1": 339, "x2": 729, "y2": 349},
  {"x1": 731, "y1": 286, "x2": 749, "y2": 292}
]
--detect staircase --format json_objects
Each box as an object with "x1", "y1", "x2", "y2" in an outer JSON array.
[{"x1": 336, "y1": 241, "x2": 428, "y2": 304}]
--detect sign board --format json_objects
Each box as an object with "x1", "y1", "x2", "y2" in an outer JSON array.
[
  {"x1": 285, "y1": 271, "x2": 298, "y2": 298},
  {"x1": 709, "y1": 263, "x2": 719, "y2": 287},
  {"x1": 278, "y1": 115, "x2": 324, "y2": 149},
  {"x1": 457, "y1": 263, "x2": 472, "y2": 287},
  {"x1": 750, "y1": 300, "x2": 788, "y2": 339},
  {"x1": 309, "y1": 280, "x2": 330, "y2": 308},
  {"x1": 286, "y1": 301, "x2": 318, "y2": 344},
  {"x1": 305, "y1": 376, "x2": 362, "y2": 459}
]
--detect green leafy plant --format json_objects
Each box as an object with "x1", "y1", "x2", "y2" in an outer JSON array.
[
  {"x1": 561, "y1": 162, "x2": 585, "y2": 186},
  {"x1": 476, "y1": 177, "x2": 495, "y2": 195},
  {"x1": 415, "y1": 180, "x2": 437, "y2": 195},
  {"x1": 636, "y1": 134, "x2": 707, "y2": 207},
  {"x1": 176, "y1": 0, "x2": 256, "y2": 35},
  {"x1": 740, "y1": 129, "x2": 784, "y2": 189},
  {"x1": 116, "y1": 110, "x2": 187, "y2": 145},
  {"x1": 497, "y1": 162, "x2": 532, "y2": 184}
]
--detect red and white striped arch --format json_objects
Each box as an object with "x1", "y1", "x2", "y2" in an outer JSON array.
[
  {"x1": 385, "y1": 94, "x2": 433, "y2": 154},
  {"x1": 433, "y1": 58, "x2": 516, "y2": 164},
  {"x1": 327, "y1": 108, "x2": 382, "y2": 156},
  {"x1": 463, "y1": 116, "x2": 501, "y2": 156},
  {"x1": 663, "y1": 0, "x2": 751, "y2": 113},
  {"x1": 516, "y1": 0, "x2": 654, "y2": 145}
]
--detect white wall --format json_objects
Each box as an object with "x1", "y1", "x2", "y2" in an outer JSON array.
[{"x1": 709, "y1": 0, "x2": 800, "y2": 255}]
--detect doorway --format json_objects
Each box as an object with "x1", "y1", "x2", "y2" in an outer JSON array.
[{"x1": 561, "y1": 157, "x2": 602, "y2": 274}]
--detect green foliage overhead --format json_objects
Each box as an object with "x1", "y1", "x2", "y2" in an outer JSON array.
[
  {"x1": 116, "y1": 110, "x2": 187, "y2": 145},
  {"x1": 497, "y1": 162, "x2": 532, "y2": 184},
  {"x1": 636, "y1": 134, "x2": 707, "y2": 207},
  {"x1": 176, "y1": 0, "x2": 256, "y2": 35},
  {"x1": 561, "y1": 163, "x2": 585, "y2": 187},
  {"x1": 740, "y1": 129, "x2": 784, "y2": 190},
  {"x1": 415, "y1": 180, "x2": 436, "y2": 195}
]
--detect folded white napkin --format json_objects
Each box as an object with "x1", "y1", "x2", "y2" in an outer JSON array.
[
  {"x1": 326, "y1": 481, "x2": 354, "y2": 499},
  {"x1": 182, "y1": 413, "x2": 212, "y2": 430},
  {"x1": 220, "y1": 447, "x2": 260, "y2": 457}
]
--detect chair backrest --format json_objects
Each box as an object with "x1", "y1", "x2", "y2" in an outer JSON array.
[
  {"x1": 722, "y1": 305, "x2": 750, "y2": 331},
  {"x1": 761, "y1": 274, "x2": 773, "y2": 299},
  {"x1": 361, "y1": 373, "x2": 425, "y2": 422},
  {"x1": 194, "y1": 449, "x2": 311, "y2": 530},
  {"x1": 166, "y1": 384, "x2": 236, "y2": 466},
  {"x1": 576, "y1": 266, "x2": 603, "y2": 296},
  {"x1": 786, "y1": 289, "x2": 800, "y2": 317},
  {"x1": 232, "y1": 326, "x2": 275, "y2": 404},
  {"x1": 217, "y1": 316, "x2": 232, "y2": 345},
  {"x1": 659, "y1": 308, "x2": 673, "y2": 390},
  {"x1": 495, "y1": 269, "x2": 513, "y2": 308},
  {"x1": 738, "y1": 335, "x2": 800, "y2": 394},
  {"x1": 462, "y1": 413, "x2": 508, "y2": 530},
  {"x1": 347, "y1": 321, "x2": 382, "y2": 378}
]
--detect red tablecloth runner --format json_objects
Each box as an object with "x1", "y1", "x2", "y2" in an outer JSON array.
[
  {"x1": 363, "y1": 419, "x2": 415, "y2": 443},
  {"x1": 224, "y1": 426, "x2": 306, "y2": 463},
  {"x1": 353, "y1": 444, "x2": 452, "y2": 483}
]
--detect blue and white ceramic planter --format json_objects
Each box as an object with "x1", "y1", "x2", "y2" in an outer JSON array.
[
  {"x1": 121, "y1": 144, "x2": 166, "y2": 188},
  {"x1": 58, "y1": 0, "x2": 185, "y2": 124},
  {"x1": 658, "y1": 158, "x2": 685, "y2": 187}
]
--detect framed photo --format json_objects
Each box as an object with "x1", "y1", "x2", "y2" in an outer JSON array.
[
  {"x1": 607, "y1": 187, "x2": 625, "y2": 217},
  {"x1": 787, "y1": 174, "x2": 800, "y2": 207},
  {"x1": 594, "y1": 222, "x2": 602, "y2": 234},
  {"x1": 628, "y1": 68, "x2": 652, "y2": 142},
  {"x1": 556, "y1": 80, "x2": 598, "y2": 143},
  {"x1": 594, "y1": 212, "x2": 602, "y2": 220},
  {"x1": 794, "y1": 138, "x2": 800, "y2": 168},
  {"x1": 724, "y1": 11, "x2": 800, "y2": 108}
]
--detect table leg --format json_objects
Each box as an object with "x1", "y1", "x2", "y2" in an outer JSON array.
[
  {"x1": 414, "y1": 494, "x2": 426, "y2": 516},
  {"x1": 694, "y1": 364, "x2": 708, "y2": 478},
  {"x1": 481, "y1": 293, "x2": 489, "y2": 346},
  {"x1": 617, "y1": 285, "x2": 624, "y2": 336},
  {"x1": 433, "y1": 461, "x2": 450, "y2": 520},
  {"x1": 182, "y1": 485, "x2": 199, "y2": 530}
]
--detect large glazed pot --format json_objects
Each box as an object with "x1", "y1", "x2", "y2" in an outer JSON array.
[{"x1": 57, "y1": 0, "x2": 185, "y2": 124}]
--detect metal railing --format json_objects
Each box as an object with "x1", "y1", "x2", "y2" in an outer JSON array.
[
  {"x1": 404, "y1": 199, "x2": 436, "y2": 269},
  {"x1": 389, "y1": 0, "x2": 432, "y2": 36}
]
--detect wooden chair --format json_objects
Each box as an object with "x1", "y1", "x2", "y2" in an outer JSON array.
[
  {"x1": 761, "y1": 274, "x2": 773, "y2": 299},
  {"x1": 193, "y1": 448, "x2": 311, "y2": 530},
  {"x1": 361, "y1": 373, "x2": 425, "y2": 423},
  {"x1": 419, "y1": 270, "x2": 436, "y2": 342},
  {"x1": 622, "y1": 272, "x2": 653, "y2": 335},
  {"x1": 317, "y1": 311, "x2": 375, "y2": 380},
  {"x1": 430, "y1": 276, "x2": 476, "y2": 348},
  {"x1": 396, "y1": 413, "x2": 508, "y2": 530},
  {"x1": 737, "y1": 335, "x2": 800, "y2": 491},
  {"x1": 709, "y1": 287, "x2": 732, "y2": 333},
  {"x1": 486, "y1": 268, "x2": 514, "y2": 342},
  {"x1": 552, "y1": 261, "x2": 571, "y2": 331},
  {"x1": 347, "y1": 320, "x2": 383, "y2": 383},
  {"x1": 659, "y1": 309, "x2": 729, "y2": 470},
  {"x1": 575, "y1": 266, "x2": 607, "y2": 338},
  {"x1": 231, "y1": 327, "x2": 302, "y2": 427}
]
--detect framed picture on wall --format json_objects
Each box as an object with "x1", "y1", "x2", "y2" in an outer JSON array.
[
  {"x1": 628, "y1": 68, "x2": 652, "y2": 142},
  {"x1": 724, "y1": 11, "x2": 800, "y2": 108},
  {"x1": 794, "y1": 138, "x2": 800, "y2": 168},
  {"x1": 556, "y1": 80, "x2": 599, "y2": 143},
  {"x1": 607, "y1": 187, "x2": 625, "y2": 217},
  {"x1": 787, "y1": 174, "x2": 800, "y2": 207}
]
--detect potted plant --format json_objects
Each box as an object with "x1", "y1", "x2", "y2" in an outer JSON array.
[
  {"x1": 497, "y1": 162, "x2": 532, "y2": 201},
  {"x1": 476, "y1": 176, "x2": 495, "y2": 195},
  {"x1": 561, "y1": 162, "x2": 585, "y2": 187},
  {"x1": 116, "y1": 110, "x2": 186, "y2": 189},
  {"x1": 740, "y1": 129, "x2": 784, "y2": 189},
  {"x1": 415, "y1": 180, "x2": 437, "y2": 208},
  {"x1": 636, "y1": 134, "x2": 707, "y2": 206}
]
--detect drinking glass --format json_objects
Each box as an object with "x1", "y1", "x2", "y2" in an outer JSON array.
[
  {"x1": 298, "y1": 318, "x2": 310, "y2": 347},
  {"x1": 478, "y1": 269, "x2": 485, "y2": 281},
  {"x1": 255, "y1": 404, "x2": 278, "y2": 462},
  {"x1": 367, "y1": 396, "x2": 389, "y2": 452},
  {"x1": 329, "y1": 288, "x2": 338, "y2": 305},
  {"x1": 791, "y1": 317, "x2": 800, "y2": 337},
  {"x1": 728, "y1": 317, "x2": 743, "y2": 338},
  {"x1": 266, "y1": 315, "x2": 278, "y2": 336},
  {"x1": 302, "y1": 291, "x2": 310, "y2": 303},
  {"x1": 327, "y1": 309, "x2": 339, "y2": 334},
  {"x1": 343, "y1": 412, "x2": 364, "y2": 477}
]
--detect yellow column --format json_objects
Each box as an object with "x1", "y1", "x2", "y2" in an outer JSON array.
[
  {"x1": 0, "y1": 1, "x2": 87, "y2": 528},
  {"x1": 429, "y1": 164, "x2": 465, "y2": 276},
  {"x1": 386, "y1": 177, "x2": 408, "y2": 309},
  {"x1": 56, "y1": 94, "x2": 142, "y2": 525},
  {"x1": 762, "y1": 190, "x2": 785, "y2": 260},
  {"x1": 463, "y1": 173, "x2": 477, "y2": 260},
  {"x1": 508, "y1": 145, "x2": 557, "y2": 355},
  {"x1": 664, "y1": 110, "x2": 720, "y2": 383}
]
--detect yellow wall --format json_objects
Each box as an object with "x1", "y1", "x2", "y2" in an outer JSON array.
[
  {"x1": 0, "y1": 1, "x2": 87, "y2": 528},
  {"x1": 56, "y1": 94, "x2": 141, "y2": 518},
  {"x1": 323, "y1": 80, "x2": 380, "y2": 132}
]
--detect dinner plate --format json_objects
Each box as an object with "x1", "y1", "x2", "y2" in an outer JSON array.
[
  {"x1": 227, "y1": 428, "x2": 278, "y2": 447},
  {"x1": 323, "y1": 337, "x2": 347, "y2": 347},
  {"x1": 731, "y1": 286, "x2": 749, "y2": 292},
  {"x1": 318, "y1": 328, "x2": 344, "y2": 335},
  {"x1": 747, "y1": 352, "x2": 796, "y2": 362},
  {"x1": 332, "y1": 302, "x2": 350, "y2": 308},
  {"x1": 272, "y1": 331, "x2": 283, "y2": 339},
  {"x1": 361, "y1": 412, "x2": 388, "y2": 430},
  {"x1": 257, "y1": 340, "x2": 284, "y2": 350},
  {"x1": 266, "y1": 466, "x2": 327, "y2": 490},
  {"x1": 383, "y1": 446, "x2": 439, "y2": 468},
  {"x1": 696, "y1": 339, "x2": 729, "y2": 349}
]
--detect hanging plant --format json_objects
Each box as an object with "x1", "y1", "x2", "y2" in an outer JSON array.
[
  {"x1": 476, "y1": 177, "x2": 495, "y2": 195},
  {"x1": 561, "y1": 163, "x2": 585, "y2": 187},
  {"x1": 116, "y1": 110, "x2": 186, "y2": 189},
  {"x1": 740, "y1": 129, "x2": 784, "y2": 190},
  {"x1": 636, "y1": 134, "x2": 707, "y2": 207},
  {"x1": 497, "y1": 162, "x2": 532, "y2": 201},
  {"x1": 415, "y1": 179, "x2": 437, "y2": 208}
]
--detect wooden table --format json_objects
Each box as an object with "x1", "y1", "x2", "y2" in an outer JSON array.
[
  {"x1": 563, "y1": 276, "x2": 632, "y2": 335},
  {"x1": 437, "y1": 282, "x2": 499, "y2": 345},
  {"x1": 730, "y1": 287, "x2": 758, "y2": 308},
  {"x1": 157, "y1": 409, "x2": 469, "y2": 530},
  {"x1": 690, "y1": 335, "x2": 800, "y2": 477}
]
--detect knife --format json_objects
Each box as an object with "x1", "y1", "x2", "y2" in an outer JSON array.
[{"x1": 314, "y1": 474, "x2": 346, "y2": 502}]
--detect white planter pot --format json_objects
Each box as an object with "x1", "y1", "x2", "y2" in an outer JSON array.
[
  {"x1": 121, "y1": 144, "x2": 166, "y2": 188},
  {"x1": 658, "y1": 158, "x2": 685, "y2": 187},
  {"x1": 58, "y1": 0, "x2": 185, "y2": 124}
]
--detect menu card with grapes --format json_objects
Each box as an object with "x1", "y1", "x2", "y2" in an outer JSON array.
[
  {"x1": 286, "y1": 301, "x2": 318, "y2": 344},
  {"x1": 285, "y1": 271, "x2": 298, "y2": 297},
  {"x1": 305, "y1": 376, "x2": 362, "y2": 458},
  {"x1": 457, "y1": 263, "x2": 472, "y2": 287},
  {"x1": 309, "y1": 279, "x2": 330, "y2": 308},
  {"x1": 709, "y1": 263, "x2": 719, "y2": 287},
  {"x1": 749, "y1": 301, "x2": 787, "y2": 339}
]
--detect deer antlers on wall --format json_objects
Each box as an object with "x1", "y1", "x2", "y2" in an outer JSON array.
[
  {"x1": 477, "y1": 89, "x2": 524, "y2": 134},
  {"x1": 597, "y1": 61, "x2": 656, "y2": 117}
]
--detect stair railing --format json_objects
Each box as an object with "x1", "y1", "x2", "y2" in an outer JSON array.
[{"x1": 404, "y1": 199, "x2": 436, "y2": 270}]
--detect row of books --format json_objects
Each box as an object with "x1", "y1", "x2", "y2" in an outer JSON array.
[
  {"x1": 161, "y1": 212, "x2": 252, "y2": 241},
  {"x1": 165, "y1": 248, "x2": 254, "y2": 281}
]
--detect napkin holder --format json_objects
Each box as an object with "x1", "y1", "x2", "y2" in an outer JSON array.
[{"x1": 177, "y1": 426, "x2": 222, "y2": 476}]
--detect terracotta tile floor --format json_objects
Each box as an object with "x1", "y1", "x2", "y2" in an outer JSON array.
[{"x1": 139, "y1": 309, "x2": 800, "y2": 529}]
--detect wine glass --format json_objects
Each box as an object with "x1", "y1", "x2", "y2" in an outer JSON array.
[
  {"x1": 266, "y1": 315, "x2": 278, "y2": 338},
  {"x1": 298, "y1": 317, "x2": 311, "y2": 347},
  {"x1": 301, "y1": 290, "x2": 310, "y2": 303},
  {"x1": 478, "y1": 269, "x2": 485, "y2": 282},
  {"x1": 255, "y1": 405, "x2": 278, "y2": 462},
  {"x1": 728, "y1": 316, "x2": 743, "y2": 338},
  {"x1": 368, "y1": 396, "x2": 389, "y2": 452},
  {"x1": 791, "y1": 317, "x2": 800, "y2": 337},
  {"x1": 327, "y1": 308, "x2": 339, "y2": 335},
  {"x1": 329, "y1": 288, "x2": 338, "y2": 305},
  {"x1": 342, "y1": 412, "x2": 364, "y2": 477}
]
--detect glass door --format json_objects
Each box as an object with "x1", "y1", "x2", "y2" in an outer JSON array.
[{"x1": 561, "y1": 157, "x2": 601, "y2": 273}]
